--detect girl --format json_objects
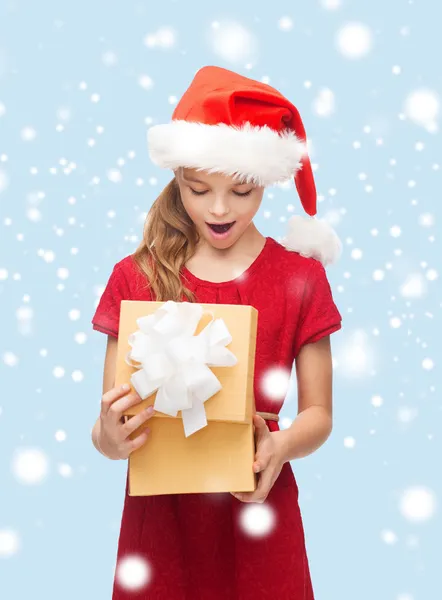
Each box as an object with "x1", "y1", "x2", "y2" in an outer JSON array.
[{"x1": 91, "y1": 65, "x2": 342, "y2": 599}]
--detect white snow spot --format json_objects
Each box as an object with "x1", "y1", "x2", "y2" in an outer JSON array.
[
  {"x1": 400, "y1": 274, "x2": 426, "y2": 299},
  {"x1": 390, "y1": 225, "x2": 401, "y2": 238},
  {"x1": 371, "y1": 395, "x2": 383, "y2": 408},
  {"x1": 313, "y1": 88, "x2": 335, "y2": 117},
  {"x1": 239, "y1": 504, "x2": 276, "y2": 537},
  {"x1": 102, "y1": 51, "x2": 118, "y2": 67},
  {"x1": 381, "y1": 529, "x2": 398, "y2": 545},
  {"x1": 0, "y1": 168, "x2": 9, "y2": 193},
  {"x1": 390, "y1": 317, "x2": 401, "y2": 329},
  {"x1": 16, "y1": 306, "x2": 33, "y2": 336},
  {"x1": 74, "y1": 332, "x2": 87, "y2": 344},
  {"x1": 426, "y1": 269, "x2": 438, "y2": 281},
  {"x1": 278, "y1": 17, "x2": 294, "y2": 31},
  {"x1": 399, "y1": 486, "x2": 436, "y2": 522},
  {"x1": 0, "y1": 529, "x2": 20, "y2": 558},
  {"x1": 72, "y1": 370, "x2": 84, "y2": 383},
  {"x1": 373, "y1": 270, "x2": 385, "y2": 281},
  {"x1": 336, "y1": 330, "x2": 374, "y2": 378},
  {"x1": 53, "y1": 366, "x2": 65, "y2": 378},
  {"x1": 3, "y1": 351, "x2": 19, "y2": 367},
  {"x1": 422, "y1": 358, "x2": 434, "y2": 371},
  {"x1": 27, "y1": 207, "x2": 42, "y2": 222},
  {"x1": 208, "y1": 20, "x2": 258, "y2": 64},
  {"x1": 404, "y1": 89, "x2": 439, "y2": 131},
  {"x1": 279, "y1": 417, "x2": 293, "y2": 429},
  {"x1": 344, "y1": 436, "x2": 356, "y2": 448},
  {"x1": 116, "y1": 554, "x2": 152, "y2": 591},
  {"x1": 260, "y1": 367, "x2": 291, "y2": 401},
  {"x1": 336, "y1": 23, "x2": 373, "y2": 59},
  {"x1": 69, "y1": 309, "x2": 80, "y2": 321},
  {"x1": 397, "y1": 407, "x2": 418, "y2": 423},
  {"x1": 57, "y1": 106, "x2": 72, "y2": 123},
  {"x1": 321, "y1": 0, "x2": 341, "y2": 9},
  {"x1": 12, "y1": 448, "x2": 49, "y2": 485},
  {"x1": 55, "y1": 430, "x2": 67, "y2": 442},
  {"x1": 138, "y1": 74, "x2": 154, "y2": 90},
  {"x1": 58, "y1": 463, "x2": 73, "y2": 478},
  {"x1": 144, "y1": 27, "x2": 177, "y2": 49},
  {"x1": 107, "y1": 168, "x2": 122, "y2": 183},
  {"x1": 21, "y1": 127, "x2": 37, "y2": 141},
  {"x1": 57, "y1": 267, "x2": 69, "y2": 280},
  {"x1": 38, "y1": 249, "x2": 56, "y2": 263},
  {"x1": 418, "y1": 213, "x2": 434, "y2": 227}
]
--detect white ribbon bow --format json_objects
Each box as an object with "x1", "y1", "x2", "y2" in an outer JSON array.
[{"x1": 125, "y1": 300, "x2": 238, "y2": 437}]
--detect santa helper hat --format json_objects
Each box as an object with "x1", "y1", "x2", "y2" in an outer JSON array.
[{"x1": 147, "y1": 66, "x2": 342, "y2": 267}]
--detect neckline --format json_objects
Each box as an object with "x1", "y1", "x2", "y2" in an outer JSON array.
[{"x1": 181, "y1": 236, "x2": 274, "y2": 288}]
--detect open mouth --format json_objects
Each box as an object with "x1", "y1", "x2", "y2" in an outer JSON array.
[{"x1": 206, "y1": 222, "x2": 235, "y2": 234}]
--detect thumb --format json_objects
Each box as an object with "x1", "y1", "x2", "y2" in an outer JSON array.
[{"x1": 253, "y1": 413, "x2": 269, "y2": 435}]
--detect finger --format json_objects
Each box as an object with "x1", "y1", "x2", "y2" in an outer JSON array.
[
  {"x1": 101, "y1": 384, "x2": 134, "y2": 415},
  {"x1": 121, "y1": 406, "x2": 155, "y2": 440},
  {"x1": 121, "y1": 430, "x2": 150, "y2": 459},
  {"x1": 105, "y1": 391, "x2": 146, "y2": 425},
  {"x1": 231, "y1": 491, "x2": 253, "y2": 503},
  {"x1": 253, "y1": 451, "x2": 271, "y2": 473},
  {"x1": 252, "y1": 467, "x2": 273, "y2": 502},
  {"x1": 235, "y1": 466, "x2": 273, "y2": 503},
  {"x1": 253, "y1": 414, "x2": 269, "y2": 436}
]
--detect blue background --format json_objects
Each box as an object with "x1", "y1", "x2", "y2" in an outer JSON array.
[{"x1": 1, "y1": 1, "x2": 440, "y2": 599}]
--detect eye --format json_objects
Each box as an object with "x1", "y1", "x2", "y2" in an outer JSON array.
[
  {"x1": 190, "y1": 188, "x2": 208, "y2": 196},
  {"x1": 233, "y1": 189, "x2": 253, "y2": 197}
]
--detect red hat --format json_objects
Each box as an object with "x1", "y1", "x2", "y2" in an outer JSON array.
[{"x1": 147, "y1": 65, "x2": 341, "y2": 266}]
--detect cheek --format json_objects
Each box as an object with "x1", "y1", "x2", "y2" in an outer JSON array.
[
  {"x1": 237, "y1": 198, "x2": 262, "y2": 219},
  {"x1": 180, "y1": 193, "x2": 202, "y2": 220}
]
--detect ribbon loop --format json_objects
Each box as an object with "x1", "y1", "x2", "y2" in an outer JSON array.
[{"x1": 124, "y1": 301, "x2": 237, "y2": 437}]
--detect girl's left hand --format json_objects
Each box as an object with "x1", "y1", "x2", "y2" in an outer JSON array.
[{"x1": 230, "y1": 414, "x2": 286, "y2": 504}]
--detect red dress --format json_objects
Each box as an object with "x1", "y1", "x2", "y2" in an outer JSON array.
[{"x1": 91, "y1": 236, "x2": 342, "y2": 599}]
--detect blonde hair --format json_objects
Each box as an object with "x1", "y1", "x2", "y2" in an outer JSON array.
[{"x1": 132, "y1": 174, "x2": 199, "y2": 302}]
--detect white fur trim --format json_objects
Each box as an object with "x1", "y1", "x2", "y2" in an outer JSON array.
[
  {"x1": 147, "y1": 120, "x2": 306, "y2": 186},
  {"x1": 282, "y1": 215, "x2": 342, "y2": 266}
]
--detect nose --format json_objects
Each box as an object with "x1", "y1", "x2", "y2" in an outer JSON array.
[{"x1": 208, "y1": 194, "x2": 230, "y2": 218}]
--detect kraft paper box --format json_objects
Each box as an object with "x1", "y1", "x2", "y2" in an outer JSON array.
[{"x1": 114, "y1": 300, "x2": 259, "y2": 497}]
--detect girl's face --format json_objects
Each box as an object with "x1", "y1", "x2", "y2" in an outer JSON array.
[{"x1": 176, "y1": 167, "x2": 265, "y2": 248}]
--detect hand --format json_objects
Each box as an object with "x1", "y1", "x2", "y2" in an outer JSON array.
[
  {"x1": 230, "y1": 414, "x2": 286, "y2": 503},
  {"x1": 95, "y1": 384, "x2": 155, "y2": 460}
]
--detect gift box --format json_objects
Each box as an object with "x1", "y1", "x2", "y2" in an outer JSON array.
[{"x1": 114, "y1": 300, "x2": 259, "y2": 496}]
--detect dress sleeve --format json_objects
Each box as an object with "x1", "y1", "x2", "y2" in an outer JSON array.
[
  {"x1": 293, "y1": 260, "x2": 342, "y2": 358},
  {"x1": 91, "y1": 263, "x2": 128, "y2": 338}
]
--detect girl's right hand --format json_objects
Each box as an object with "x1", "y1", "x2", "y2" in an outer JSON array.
[{"x1": 97, "y1": 384, "x2": 155, "y2": 460}]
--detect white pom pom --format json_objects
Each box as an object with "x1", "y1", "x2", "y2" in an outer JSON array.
[{"x1": 282, "y1": 215, "x2": 342, "y2": 266}]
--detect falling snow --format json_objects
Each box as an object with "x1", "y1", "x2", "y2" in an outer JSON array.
[
  {"x1": 115, "y1": 554, "x2": 152, "y2": 591},
  {"x1": 399, "y1": 486, "x2": 436, "y2": 523},
  {"x1": 336, "y1": 23, "x2": 373, "y2": 59},
  {"x1": 1, "y1": 3, "x2": 439, "y2": 599},
  {"x1": 208, "y1": 20, "x2": 258, "y2": 64},
  {"x1": 239, "y1": 504, "x2": 276, "y2": 537}
]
